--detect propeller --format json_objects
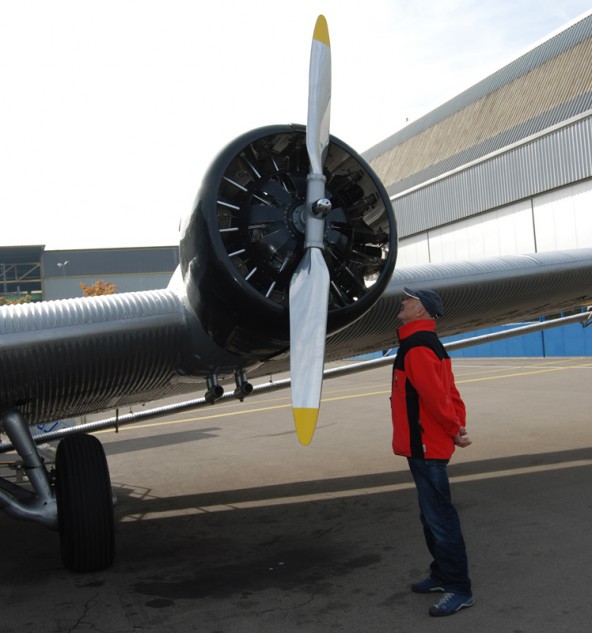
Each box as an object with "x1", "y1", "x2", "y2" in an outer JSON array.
[{"x1": 289, "y1": 15, "x2": 332, "y2": 446}]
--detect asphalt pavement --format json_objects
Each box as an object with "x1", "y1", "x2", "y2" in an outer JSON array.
[{"x1": 1, "y1": 357, "x2": 591, "y2": 632}]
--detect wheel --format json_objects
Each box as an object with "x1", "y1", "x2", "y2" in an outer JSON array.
[{"x1": 55, "y1": 434, "x2": 115, "y2": 572}]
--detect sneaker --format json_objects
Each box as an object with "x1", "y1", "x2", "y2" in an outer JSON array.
[
  {"x1": 411, "y1": 576, "x2": 445, "y2": 593},
  {"x1": 429, "y1": 592, "x2": 474, "y2": 617}
]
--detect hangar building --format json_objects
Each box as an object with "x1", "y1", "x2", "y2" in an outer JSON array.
[
  {"x1": 364, "y1": 11, "x2": 592, "y2": 270},
  {"x1": 0, "y1": 246, "x2": 179, "y2": 302},
  {"x1": 362, "y1": 11, "x2": 592, "y2": 356}
]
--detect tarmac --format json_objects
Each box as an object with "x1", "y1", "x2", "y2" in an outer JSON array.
[{"x1": 1, "y1": 357, "x2": 591, "y2": 632}]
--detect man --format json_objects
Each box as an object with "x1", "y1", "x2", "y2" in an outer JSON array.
[{"x1": 390, "y1": 287, "x2": 473, "y2": 617}]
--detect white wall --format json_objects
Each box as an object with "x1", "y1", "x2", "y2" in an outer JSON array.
[
  {"x1": 533, "y1": 180, "x2": 592, "y2": 251},
  {"x1": 395, "y1": 233, "x2": 430, "y2": 267},
  {"x1": 395, "y1": 179, "x2": 592, "y2": 266},
  {"x1": 428, "y1": 201, "x2": 535, "y2": 262}
]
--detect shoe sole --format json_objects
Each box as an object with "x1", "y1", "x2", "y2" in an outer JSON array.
[{"x1": 429, "y1": 598, "x2": 474, "y2": 617}]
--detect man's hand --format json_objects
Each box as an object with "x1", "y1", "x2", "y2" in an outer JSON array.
[{"x1": 454, "y1": 427, "x2": 472, "y2": 448}]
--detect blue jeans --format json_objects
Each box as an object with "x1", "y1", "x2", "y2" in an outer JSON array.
[{"x1": 407, "y1": 458, "x2": 472, "y2": 596}]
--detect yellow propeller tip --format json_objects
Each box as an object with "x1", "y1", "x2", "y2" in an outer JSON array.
[
  {"x1": 313, "y1": 15, "x2": 330, "y2": 48},
  {"x1": 293, "y1": 407, "x2": 319, "y2": 446}
]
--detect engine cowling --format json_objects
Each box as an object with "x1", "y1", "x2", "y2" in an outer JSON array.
[{"x1": 180, "y1": 124, "x2": 397, "y2": 363}]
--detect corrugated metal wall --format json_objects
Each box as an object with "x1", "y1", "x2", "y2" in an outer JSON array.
[
  {"x1": 365, "y1": 12, "x2": 592, "y2": 242},
  {"x1": 445, "y1": 319, "x2": 592, "y2": 358},
  {"x1": 392, "y1": 113, "x2": 592, "y2": 239},
  {"x1": 396, "y1": 178, "x2": 592, "y2": 268},
  {"x1": 366, "y1": 13, "x2": 592, "y2": 196},
  {"x1": 361, "y1": 13, "x2": 592, "y2": 356}
]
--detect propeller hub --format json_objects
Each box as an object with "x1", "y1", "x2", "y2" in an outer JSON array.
[
  {"x1": 289, "y1": 203, "x2": 307, "y2": 235},
  {"x1": 311, "y1": 198, "x2": 332, "y2": 217}
]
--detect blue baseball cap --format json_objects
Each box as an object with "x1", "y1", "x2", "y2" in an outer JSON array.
[{"x1": 403, "y1": 287, "x2": 444, "y2": 318}]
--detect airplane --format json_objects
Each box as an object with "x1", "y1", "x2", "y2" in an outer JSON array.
[{"x1": 1, "y1": 15, "x2": 592, "y2": 574}]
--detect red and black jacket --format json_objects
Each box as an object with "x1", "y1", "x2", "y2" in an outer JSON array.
[{"x1": 391, "y1": 319, "x2": 466, "y2": 460}]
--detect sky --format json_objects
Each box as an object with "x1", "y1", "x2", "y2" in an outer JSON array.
[{"x1": 1, "y1": 0, "x2": 591, "y2": 250}]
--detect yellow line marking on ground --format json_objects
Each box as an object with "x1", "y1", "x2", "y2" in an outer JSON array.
[
  {"x1": 458, "y1": 362, "x2": 592, "y2": 384},
  {"x1": 100, "y1": 361, "x2": 592, "y2": 434}
]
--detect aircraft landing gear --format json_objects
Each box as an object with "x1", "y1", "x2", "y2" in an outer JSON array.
[{"x1": 0, "y1": 411, "x2": 115, "y2": 572}]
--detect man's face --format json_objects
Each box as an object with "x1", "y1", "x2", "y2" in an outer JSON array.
[{"x1": 397, "y1": 296, "x2": 424, "y2": 324}]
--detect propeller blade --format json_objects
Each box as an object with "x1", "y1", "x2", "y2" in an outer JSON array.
[
  {"x1": 289, "y1": 15, "x2": 332, "y2": 445},
  {"x1": 289, "y1": 248, "x2": 330, "y2": 445},
  {"x1": 306, "y1": 14, "x2": 331, "y2": 176}
]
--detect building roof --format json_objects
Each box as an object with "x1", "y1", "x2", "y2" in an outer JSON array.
[
  {"x1": 364, "y1": 12, "x2": 592, "y2": 198},
  {"x1": 42, "y1": 246, "x2": 179, "y2": 278},
  {"x1": 0, "y1": 245, "x2": 45, "y2": 264}
]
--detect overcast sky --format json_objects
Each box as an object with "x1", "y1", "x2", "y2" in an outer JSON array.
[{"x1": 1, "y1": 0, "x2": 591, "y2": 250}]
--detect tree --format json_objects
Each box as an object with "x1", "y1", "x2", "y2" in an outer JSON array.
[
  {"x1": 80, "y1": 280, "x2": 117, "y2": 297},
  {"x1": 0, "y1": 294, "x2": 32, "y2": 306}
]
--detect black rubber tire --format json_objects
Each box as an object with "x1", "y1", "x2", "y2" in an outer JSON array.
[{"x1": 55, "y1": 434, "x2": 115, "y2": 572}]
